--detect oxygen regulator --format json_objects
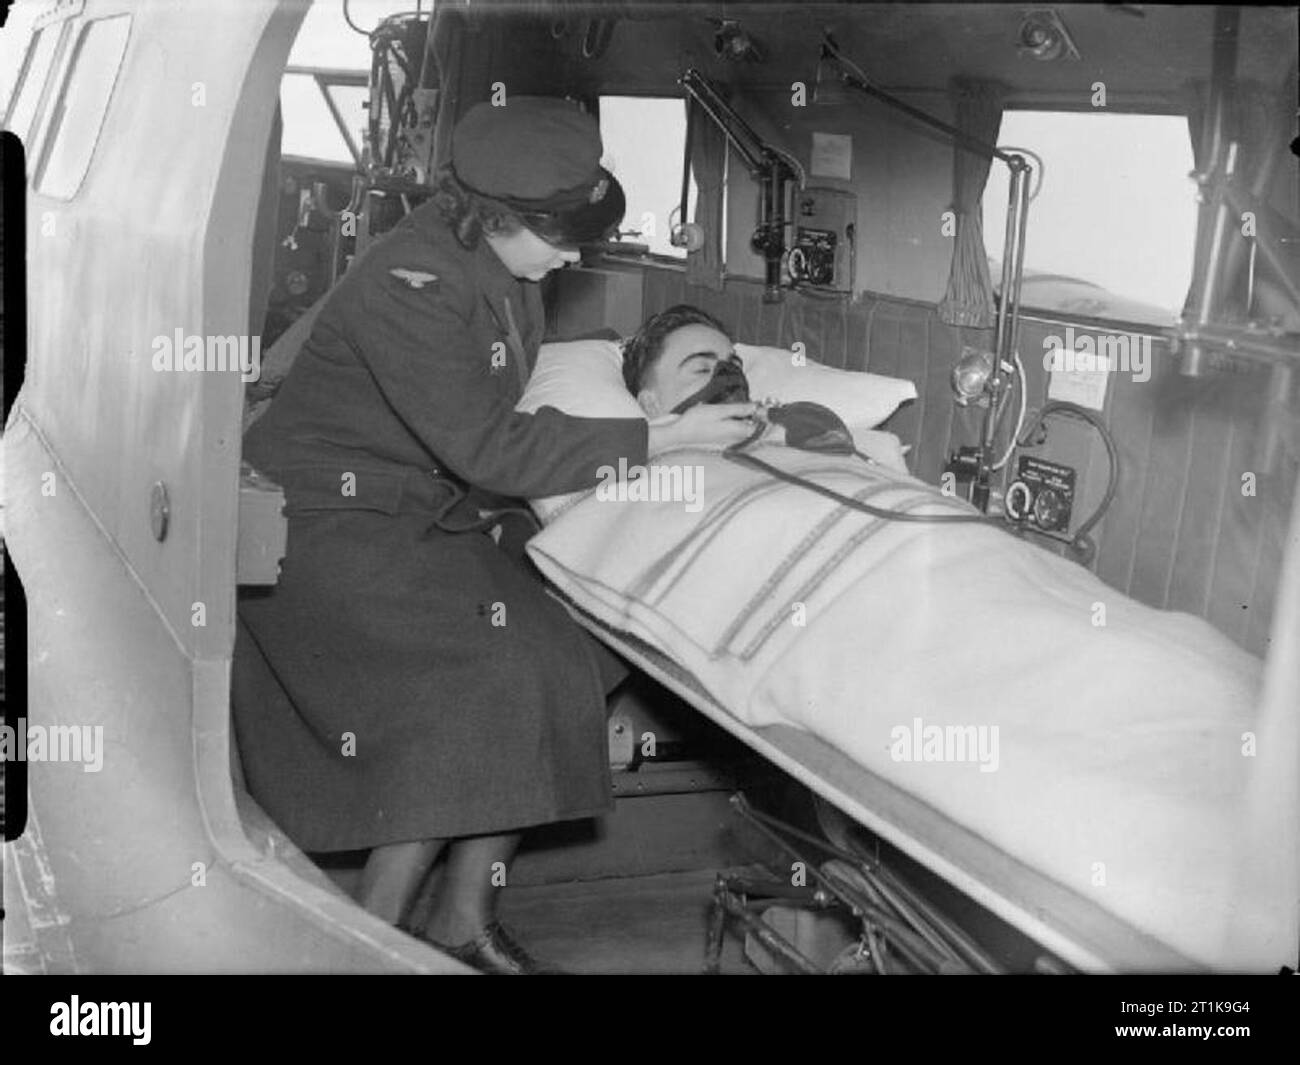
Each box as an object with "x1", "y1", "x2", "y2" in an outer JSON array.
[
  {"x1": 946, "y1": 401, "x2": 1118, "y2": 565},
  {"x1": 1004, "y1": 455, "x2": 1076, "y2": 533},
  {"x1": 786, "y1": 186, "x2": 856, "y2": 293}
]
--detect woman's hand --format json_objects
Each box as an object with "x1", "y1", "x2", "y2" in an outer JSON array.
[{"x1": 647, "y1": 402, "x2": 759, "y2": 455}]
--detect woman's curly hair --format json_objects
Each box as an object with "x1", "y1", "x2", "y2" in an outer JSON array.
[
  {"x1": 431, "y1": 163, "x2": 626, "y2": 252},
  {"x1": 429, "y1": 165, "x2": 524, "y2": 249}
]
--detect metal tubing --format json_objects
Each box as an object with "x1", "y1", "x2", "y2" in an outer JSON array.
[
  {"x1": 679, "y1": 69, "x2": 768, "y2": 175},
  {"x1": 704, "y1": 877, "x2": 729, "y2": 974},
  {"x1": 731, "y1": 795, "x2": 898, "y2": 926},
  {"x1": 729, "y1": 796, "x2": 955, "y2": 971},
  {"x1": 718, "y1": 876, "x2": 826, "y2": 903},
  {"x1": 679, "y1": 98, "x2": 695, "y2": 226},
  {"x1": 1219, "y1": 61, "x2": 1292, "y2": 299},
  {"x1": 1181, "y1": 5, "x2": 1242, "y2": 374},
  {"x1": 314, "y1": 75, "x2": 364, "y2": 169},
  {"x1": 1004, "y1": 161, "x2": 1032, "y2": 368},
  {"x1": 714, "y1": 887, "x2": 822, "y2": 974},
  {"x1": 761, "y1": 796, "x2": 1000, "y2": 973},
  {"x1": 1199, "y1": 6, "x2": 1241, "y2": 179},
  {"x1": 827, "y1": 55, "x2": 1016, "y2": 166},
  {"x1": 680, "y1": 68, "x2": 795, "y2": 302},
  {"x1": 1221, "y1": 180, "x2": 1300, "y2": 311},
  {"x1": 873, "y1": 864, "x2": 1004, "y2": 975},
  {"x1": 1175, "y1": 321, "x2": 1300, "y2": 364},
  {"x1": 1195, "y1": 142, "x2": 1239, "y2": 330},
  {"x1": 820, "y1": 866, "x2": 953, "y2": 972},
  {"x1": 829, "y1": 858, "x2": 962, "y2": 966},
  {"x1": 976, "y1": 157, "x2": 1030, "y2": 510},
  {"x1": 991, "y1": 171, "x2": 1018, "y2": 368},
  {"x1": 861, "y1": 869, "x2": 965, "y2": 966},
  {"x1": 1246, "y1": 238, "x2": 1257, "y2": 314},
  {"x1": 751, "y1": 800, "x2": 879, "y2": 869},
  {"x1": 759, "y1": 168, "x2": 787, "y2": 302},
  {"x1": 863, "y1": 924, "x2": 890, "y2": 975},
  {"x1": 1183, "y1": 145, "x2": 1238, "y2": 376}
]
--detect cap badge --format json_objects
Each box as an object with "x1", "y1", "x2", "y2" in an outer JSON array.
[
  {"x1": 390, "y1": 268, "x2": 440, "y2": 290},
  {"x1": 587, "y1": 176, "x2": 609, "y2": 205}
]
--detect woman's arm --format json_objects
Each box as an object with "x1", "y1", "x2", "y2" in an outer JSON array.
[{"x1": 353, "y1": 249, "x2": 648, "y2": 499}]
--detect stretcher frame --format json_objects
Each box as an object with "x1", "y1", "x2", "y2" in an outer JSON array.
[{"x1": 559, "y1": 598, "x2": 1201, "y2": 974}]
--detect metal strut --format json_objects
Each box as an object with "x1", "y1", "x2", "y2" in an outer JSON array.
[{"x1": 679, "y1": 69, "x2": 798, "y2": 303}]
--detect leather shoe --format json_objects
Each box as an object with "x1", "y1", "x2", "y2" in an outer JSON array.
[{"x1": 431, "y1": 922, "x2": 555, "y2": 975}]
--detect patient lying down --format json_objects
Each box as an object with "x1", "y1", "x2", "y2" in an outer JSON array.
[
  {"x1": 525, "y1": 307, "x2": 1280, "y2": 971},
  {"x1": 621, "y1": 304, "x2": 853, "y2": 452},
  {"x1": 612, "y1": 306, "x2": 940, "y2": 518}
]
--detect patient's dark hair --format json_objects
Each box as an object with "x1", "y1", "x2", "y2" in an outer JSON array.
[{"x1": 622, "y1": 304, "x2": 730, "y2": 394}]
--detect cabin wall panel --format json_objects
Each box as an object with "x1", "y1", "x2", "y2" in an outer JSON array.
[
  {"x1": 640, "y1": 270, "x2": 1293, "y2": 657},
  {"x1": 1128, "y1": 386, "x2": 1196, "y2": 610},
  {"x1": 1216, "y1": 390, "x2": 1267, "y2": 647},
  {"x1": 1167, "y1": 388, "x2": 1238, "y2": 620},
  {"x1": 722, "y1": 89, "x2": 955, "y2": 304},
  {"x1": 1093, "y1": 365, "x2": 1154, "y2": 597}
]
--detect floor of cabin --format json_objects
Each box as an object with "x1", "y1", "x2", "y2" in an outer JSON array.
[
  {"x1": 312, "y1": 678, "x2": 1052, "y2": 975},
  {"x1": 494, "y1": 855, "x2": 1046, "y2": 976},
  {"x1": 318, "y1": 793, "x2": 1048, "y2": 976},
  {"x1": 498, "y1": 867, "x2": 761, "y2": 975}
]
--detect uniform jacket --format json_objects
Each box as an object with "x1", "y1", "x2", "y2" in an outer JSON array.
[{"x1": 244, "y1": 203, "x2": 648, "y2": 517}]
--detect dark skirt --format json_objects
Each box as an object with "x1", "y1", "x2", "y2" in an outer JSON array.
[{"x1": 232, "y1": 509, "x2": 622, "y2": 853}]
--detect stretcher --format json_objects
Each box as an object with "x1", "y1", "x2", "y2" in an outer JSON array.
[
  {"x1": 529, "y1": 443, "x2": 1297, "y2": 974},
  {"x1": 561, "y1": 599, "x2": 1196, "y2": 973}
]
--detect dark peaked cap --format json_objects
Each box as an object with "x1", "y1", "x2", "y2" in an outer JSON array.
[{"x1": 450, "y1": 96, "x2": 610, "y2": 212}]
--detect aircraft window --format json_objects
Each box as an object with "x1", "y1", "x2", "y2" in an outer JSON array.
[
  {"x1": 3, "y1": 24, "x2": 62, "y2": 147},
  {"x1": 33, "y1": 14, "x2": 132, "y2": 201},
  {"x1": 279, "y1": 0, "x2": 416, "y2": 166},
  {"x1": 280, "y1": 71, "x2": 367, "y2": 166},
  {"x1": 599, "y1": 96, "x2": 698, "y2": 260},
  {"x1": 983, "y1": 111, "x2": 1196, "y2": 327}
]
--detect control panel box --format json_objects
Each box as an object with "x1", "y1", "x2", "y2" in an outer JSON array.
[
  {"x1": 1005, "y1": 455, "x2": 1076, "y2": 533},
  {"x1": 788, "y1": 186, "x2": 855, "y2": 292}
]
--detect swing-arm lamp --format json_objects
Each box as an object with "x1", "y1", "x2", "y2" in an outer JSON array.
[{"x1": 820, "y1": 34, "x2": 1033, "y2": 512}]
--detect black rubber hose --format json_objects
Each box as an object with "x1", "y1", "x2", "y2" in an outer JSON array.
[{"x1": 722, "y1": 423, "x2": 997, "y2": 526}]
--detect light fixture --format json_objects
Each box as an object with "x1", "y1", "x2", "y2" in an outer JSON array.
[
  {"x1": 951, "y1": 348, "x2": 995, "y2": 405},
  {"x1": 1018, "y1": 10, "x2": 1081, "y2": 62},
  {"x1": 712, "y1": 19, "x2": 766, "y2": 63}
]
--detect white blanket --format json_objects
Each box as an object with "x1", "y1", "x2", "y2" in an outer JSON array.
[{"x1": 528, "y1": 443, "x2": 1278, "y2": 970}]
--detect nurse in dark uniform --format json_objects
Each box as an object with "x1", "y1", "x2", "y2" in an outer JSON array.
[{"x1": 233, "y1": 97, "x2": 755, "y2": 972}]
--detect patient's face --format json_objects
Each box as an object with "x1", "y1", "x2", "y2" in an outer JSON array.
[{"x1": 637, "y1": 324, "x2": 735, "y2": 416}]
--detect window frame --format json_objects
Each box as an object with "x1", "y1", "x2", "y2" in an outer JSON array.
[
  {"x1": 3, "y1": 19, "x2": 73, "y2": 160},
  {"x1": 985, "y1": 101, "x2": 1198, "y2": 333},
  {"x1": 31, "y1": 12, "x2": 134, "y2": 202},
  {"x1": 593, "y1": 92, "x2": 698, "y2": 269},
  {"x1": 278, "y1": 65, "x2": 369, "y2": 171}
]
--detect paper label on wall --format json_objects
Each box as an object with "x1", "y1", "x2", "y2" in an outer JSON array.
[
  {"x1": 811, "y1": 132, "x2": 852, "y2": 180},
  {"x1": 1046, "y1": 349, "x2": 1111, "y2": 411}
]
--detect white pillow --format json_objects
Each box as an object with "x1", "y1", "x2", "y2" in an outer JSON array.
[
  {"x1": 516, "y1": 339, "x2": 643, "y2": 420},
  {"x1": 734, "y1": 343, "x2": 917, "y2": 429},
  {"x1": 516, "y1": 340, "x2": 644, "y2": 522}
]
